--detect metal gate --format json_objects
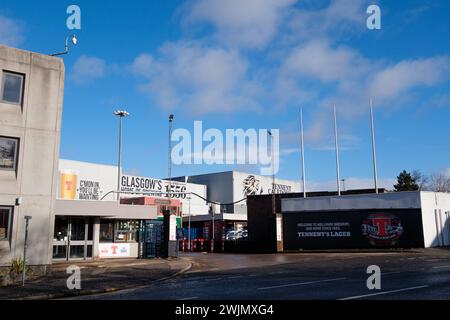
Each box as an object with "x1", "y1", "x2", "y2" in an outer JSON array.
[{"x1": 143, "y1": 220, "x2": 165, "y2": 258}]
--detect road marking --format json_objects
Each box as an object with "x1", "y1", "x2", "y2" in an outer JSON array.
[
  {"x1": 258, "y1": 277, "x2": 346, "y2": 290},
  {"x1": 177, "y1": 296, "x2": 199, "y2": 300},
  {"x1": 432, "y1": 265, "x2": 450, "y2": 269},
  {"x1": 339, "y1": 285, "x2": 429, "y2": 300}
]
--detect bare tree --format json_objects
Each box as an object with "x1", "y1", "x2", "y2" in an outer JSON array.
[
  {"x1": 429, "y1": 173, "x2": 450, "y2": 193},
  {"x1": 412, "y1": 170, "x2": 430, "y2": 191}
]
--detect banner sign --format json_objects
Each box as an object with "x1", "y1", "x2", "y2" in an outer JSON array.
[
  {"x1": 99, "y1": 243, "x2": 131, "y2": 258},
  {"x1": 120, "y1": 175, "x2": 192, "y2": 199},
  {"x1": 283, "y1": 210, "x2": 424, "y2": 250},
  {"x1": 169, "y1": 215, "x2": 177, "y2": 241},
  {"x1": 60, "y1": 173, "x2": 102, "y2": 201}
]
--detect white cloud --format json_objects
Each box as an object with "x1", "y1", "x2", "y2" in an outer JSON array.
[
  {"x1": 286, "y1": 0, "x2": 369, "y2": 42},
  {"x1": 71, "y1": 55, "x2": 107, "y2": 84},
  {"x1": 282, "y1": 40, "x2": 370, "y2": 84},
  {"x1": 0, "y1": 15, "x2": 25, "y2": 47},
  {"x1": 183, "y1": 0, "x2": 297, "y2": 49},
  {"x1": 369, "y1": 57, "x2": 450, "y2": 100},
  {"x1": 278, "y1": 40, "x2": 450, "y2": 146},
  {"x1": 131, "y1": 42, "x2": 262, "y2": 114}
]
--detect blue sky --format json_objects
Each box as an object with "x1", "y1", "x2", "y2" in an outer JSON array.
[{"x1": 1, "y1": 0, "x2": 450, "y2": 191}]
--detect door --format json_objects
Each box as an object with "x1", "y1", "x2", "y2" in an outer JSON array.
[
  {"x1": 53, "y1": 217, "x2": 94, "y2": 260},
  {"x1": 68, "y1": 218, "x2": 94, "y2": 259},
  {"x1": 143, "y1": 220, "x2": 165, "y2": 258},
  {"x1": 53, "y1": 217, "x2": 69, "y2": 259}
]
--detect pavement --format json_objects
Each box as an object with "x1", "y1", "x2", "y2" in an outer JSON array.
[
  {"x1": 0, "y1": 257, "x2": 193, "y2": 300},
  {"x1": 72, "y1": 248, "x2": 450, "y2": 300}
]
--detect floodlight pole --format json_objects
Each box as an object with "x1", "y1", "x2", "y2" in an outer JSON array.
[{"x1": 114, "y1": 110, "x2": 130, "y2": 201}]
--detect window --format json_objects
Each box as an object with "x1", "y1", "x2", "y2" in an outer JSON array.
[
  {"x1": 0, "y1": 207, "x2": 12, "y2": 241},
  {"x1": 1, "y1": 71, "x2": 24, "y2": 105},
  {"x1": 0, "y1": 136, "x2": 19, "y2": 171},
  {"x1": 115, "y1": 220, "x2": 140, "y2": 243},
  {"x1": 100, "y1": 219, "x2": 141, "y2": 243},
  {"x1": 100, "y1": 220, "x2": 114, "y2": 243}
]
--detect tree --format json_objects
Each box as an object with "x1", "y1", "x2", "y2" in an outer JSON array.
[
  {"x1": 394, "y1": 170, "x2": 419, "y2": 192},
  {"x1": 428, "y1": 173, "x2": 450, "y2": 193},
  {"x1": 412, "y1": 170, "x2": 429, "y2": 191}
]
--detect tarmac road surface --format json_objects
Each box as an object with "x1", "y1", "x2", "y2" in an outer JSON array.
[{"x1": 72, "y1": 249, "x2": 450, "y2": 300}]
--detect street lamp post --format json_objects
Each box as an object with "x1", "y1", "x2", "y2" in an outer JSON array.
[
  {"x1": 22, "y1": 216, "x2": 32, "y2": 287},
  {"x1": 168, "y1": 114, "x2": 174, "y2": 201},
  {"x1": 114, "y1": 110, "x2": 129, "y2": 201},
  {"x1": 49, "y1": 34, "x2": 78, "y2": 56},
  {"x1": 188, "y1": 194, "x2": 191, "y2": 252}
]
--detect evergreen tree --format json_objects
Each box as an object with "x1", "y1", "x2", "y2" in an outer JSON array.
[{"x1": 394, "y1": 170, "x2": 419, "y2": 192}]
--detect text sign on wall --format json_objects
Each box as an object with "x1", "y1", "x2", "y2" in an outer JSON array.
[
  {"x1": 121, "y1": 175, "x2": 188, "y2": 199},
  {"x1": 276, "y1": 217, "x2": 282, "y2": 241},
  {"x1": 99, "y1": 243, "x2": 131, "y2": 258},
  {"x1": 283, "y1": 210, "x2": 425, "y2": 250},
  {"x1": 169, "y1": 215, "x2": 177, "y2": 241}
]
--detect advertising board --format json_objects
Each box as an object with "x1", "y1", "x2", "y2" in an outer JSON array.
[{"x1": 283, "y1": 210, "x2": 425, "y2": 250}]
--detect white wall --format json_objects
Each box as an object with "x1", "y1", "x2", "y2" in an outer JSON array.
[
  {"x1": 59, "y1": 159, "x2": 118, "y2": 201},
  {"x1": 233, "y1": 171, "x2": 301, "y2": 215},
  {"x1": 420, "y1": 192, "x2": 450, "y2": 248},
  {"x1": 282, "y1": 192, "x2": 421, "y2": 213},
  {"x1": 0, "y1": 45, "x2": 64, "y2": 268},
  {"x1": 58, "y1": 160, "x2": 210, "y2": 215}
]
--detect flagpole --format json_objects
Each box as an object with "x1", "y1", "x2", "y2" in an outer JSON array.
[
  {"x1": 300, "y1": 108, "x2": 307, "y2": 198},
  {"x1": 333, "y1": 104, "x2": 341, "y2": 196},
  {"x1": 370, "y1": 98, "x2": 379, "y2": 194}
]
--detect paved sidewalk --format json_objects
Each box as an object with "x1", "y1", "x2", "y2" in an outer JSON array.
[{"x1": 0, "y1": 257, "x2": 192, "y2": 300}]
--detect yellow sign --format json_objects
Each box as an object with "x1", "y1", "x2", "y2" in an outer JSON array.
[{"x1": 60, "y1": 173, "x2": 77, "y2": 200}]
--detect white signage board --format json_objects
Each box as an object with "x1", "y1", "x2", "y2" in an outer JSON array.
[
  {"x1": 99, "y1": 243, "x2": 131, "y2": 258},
  {"x1": 169, "y1": 215, "x2": 177, "y2": 241},
  {"x1": 276, "y1": 217, "x2": 283, "y2": 241},
  {"x1": 121, "y1": 175, "x2": 209, "y2": 215},
  {"x1": 233, "y1": 172, "x2": 301, "y2": 198}
]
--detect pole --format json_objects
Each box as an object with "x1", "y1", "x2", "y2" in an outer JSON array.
[
  {"x1": 188, "y1": 195, "x2": 191, "y2": 252},
  {"x1": 269, "y1": 131, "x2": 276, "y2": 215},
  {"x1": 333, "y1": 104, "x2": 341, "y2": 196},
  {"x1": 370, "y1": 98, "x2": 379, "y2": 194},
  {"x1": 168, "y1": 115, "x2": 174, "y2": 200},
  {"x1": 117, "y1": 116, "x2": 122, "y2": 201},
  {"x1": 22, "y1": 216, "x2": 31, "y2": 287},
  {"x1": 300, "y1": 108, "x2": 307, "y2": 198},
  {"x1": 211, "y1": 209, "x2": 215, "y2": 253}
]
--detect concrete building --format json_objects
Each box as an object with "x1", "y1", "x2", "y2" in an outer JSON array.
[
  {"x1": 0, "y1": 45, "x2": 65, "y2": 272},
  {"x1": 54, "y1": 159, "x2": 209, "y2": 260},
  {"x1": 172, "y1": 171, "x2": 300, "y2": 251},
  {"x1": 247, "y1": 191, "x2": 450, "y2": 252}
]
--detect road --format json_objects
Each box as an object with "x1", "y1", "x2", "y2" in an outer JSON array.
[{"x1": 74, "y1": 249, "x2": 450, "y2": 300}]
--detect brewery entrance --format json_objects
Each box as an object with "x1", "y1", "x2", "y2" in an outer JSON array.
[{"x1": 52, "y1": 216, "x2": 94, "y2": 260}]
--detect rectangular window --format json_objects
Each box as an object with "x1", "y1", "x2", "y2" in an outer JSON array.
[
  {"x1": 1, "y1": 71, "x2": 24, "y2": 105},
  {"x1": 115, "y1": 220, "x2": 140, "y2": 243},
  {"x1": 0, "y1": 207, "x2": 12, "y2": 241},
  {"x1": 100, "y1": 220, "x2": 114, "y2": 243},
  {"x1": 0, "y1": 136, "x2": 19, "y2": 171}
]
